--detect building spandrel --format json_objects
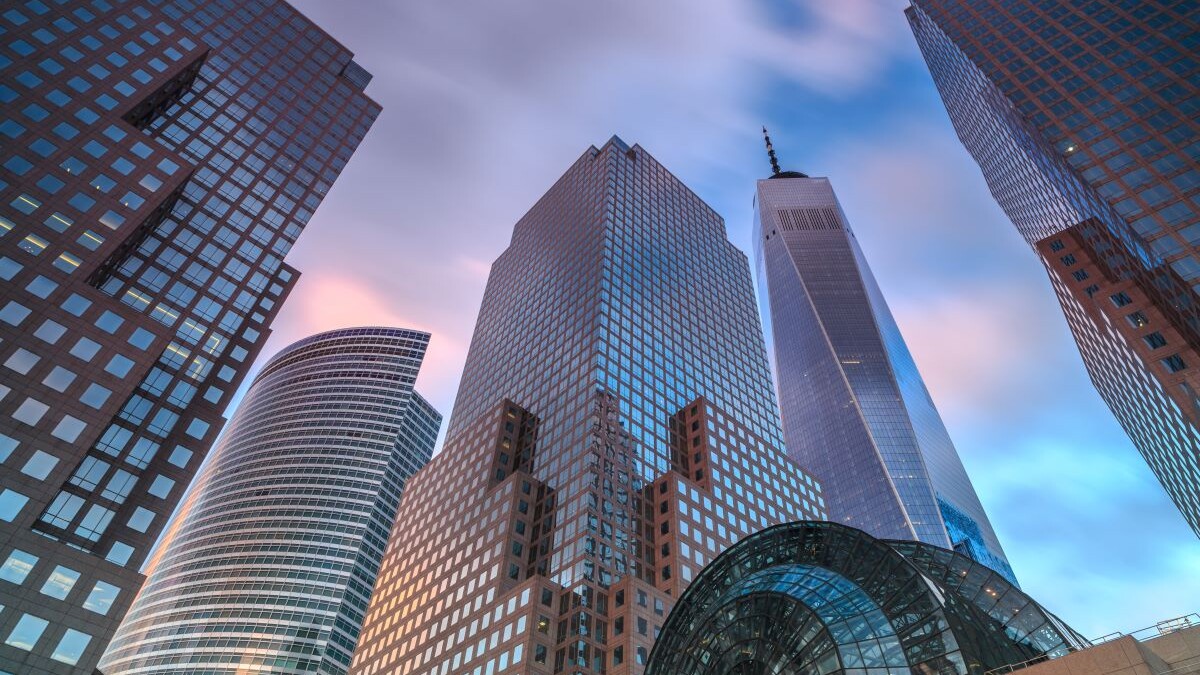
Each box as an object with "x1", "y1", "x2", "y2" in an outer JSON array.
[
  {"x1": 0, "y1": 1, "x2": 379, "y2": 672},
  {"x1": 753, "y1": 164, "x2": 1015, "y2": 584},
  {"x1": 348, "y1": 137, "x2": 825, "y2": 675},
  {"x1": 906, "y1": 0, "x2": 1200, "y2": 535}
]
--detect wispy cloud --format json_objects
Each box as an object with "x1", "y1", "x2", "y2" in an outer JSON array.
[{"x1": 259, "y1": 0, "x2": 1200, "y2": 640}]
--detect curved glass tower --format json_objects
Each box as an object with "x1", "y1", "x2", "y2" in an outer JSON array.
[
  {"x1": 753, "y1": 165, "x2": 1016, "y2": 583},
  {"x1": 647, "y1": 521, "x2": 1088, "y2": 675},
  {"x1": 100, "y1": 327, "x2": 441, "y2": 675}
]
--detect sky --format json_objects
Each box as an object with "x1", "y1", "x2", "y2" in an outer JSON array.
[{"x1": 252, "y1": 0, "x2": 1199, "y2": 639}]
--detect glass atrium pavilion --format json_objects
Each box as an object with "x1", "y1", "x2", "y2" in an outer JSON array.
[{"x1": 646, "y1": 521, "x2": 1088, "y2": 675}]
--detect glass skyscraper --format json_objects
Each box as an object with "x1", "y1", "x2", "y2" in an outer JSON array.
[
  {"x1": 349, "y1": 137, "x2": 825, "y2": 675},
  {"x1": 100, "y1": 327, "x2": 440, "y2": 675},
  {"x1": 906, "y1": 0, "x2": 1200, "y2": 535},
  {"x1": 0, "y1": 1, "x2": 378, "y2": 672},
  {"x1": 753, "y1": 166, "x2": 1015, "y2": 583}
]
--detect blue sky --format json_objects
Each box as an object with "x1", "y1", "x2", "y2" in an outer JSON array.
[{"x1": 267, "y1": 0, "x2": 1199, "y2": 638}]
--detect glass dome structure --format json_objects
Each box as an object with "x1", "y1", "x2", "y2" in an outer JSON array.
[{"x1": 646, "y1": 521, "x2": 1087, "y2": 675}]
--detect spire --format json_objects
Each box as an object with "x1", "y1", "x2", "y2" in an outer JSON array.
[
  {"x1": 761, "y1": 126, "x2": 809, "y2": 179},
  {"x1": 763, "y1": 126, "x2": 782, "y2": 176}
]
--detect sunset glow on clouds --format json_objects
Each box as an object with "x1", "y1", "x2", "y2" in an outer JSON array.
[{"x1": 242, "y1": 0, "x2": 1200, "y2": 638}]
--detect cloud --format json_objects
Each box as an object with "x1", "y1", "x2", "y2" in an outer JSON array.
[
  {"x1": 280, "y1": 0, "x2": 913, "y2": 424},
  {"x1": 256, "y1": 0, "x2": 1200, "y2": 640}
]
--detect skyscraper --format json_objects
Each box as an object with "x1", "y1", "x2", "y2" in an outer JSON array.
[
  {"x1": 906, "y1": 0, "x2": 1200, "y2": 535},
  {"x1": 0, "y1": 1, "x2": 378, "y2": 672},
  {"x1": 752, "y1": 140, "x2": 1015, "y2": 583},
  {"x1": 349, "y1": 137, "x2": 825, "y2": 675},
  {"x1": 100, "y1": 327, "x2": 440, "y2": 675}
]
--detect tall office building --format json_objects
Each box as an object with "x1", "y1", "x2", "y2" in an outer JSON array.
[
  {"x1": 906, "y1": 0, "x2": 1200, "y2": 534},
  {"x1": 349, "y1": 137, "x2": 825, "y2": 675},
  {"x1": 0, "y1": 1, "x2": 378, "y2": 672},
  {"x1": 100, "y1": 327, "x2": 440, "y2": 675},
  {"x1": 752, "y1": 139, "x2": 1015, "y2": 583}
]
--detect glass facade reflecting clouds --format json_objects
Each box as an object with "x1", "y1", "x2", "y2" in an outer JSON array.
[
  {"x1": 754, "y1": 176, "x2": 1015, "y2": 583},
  {"x1": 907, "y1": 0, "x2": 1200, "y2": 535},
  {"x1": 100, "y1": 327, "x2": 440, "y2": 675},
  {"x1": 350, "y1": 137, "x2": 825, "y2": 675},
  {"x1": 647, "y1": 521, "x2": 1088, "y2": 675},
  {"x1": 0, "y1": 1, "x2": 378, "y2": 672}
]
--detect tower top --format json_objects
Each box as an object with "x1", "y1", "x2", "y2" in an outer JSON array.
[{"x1": 762, "y1": 126, "x2": 808, "y2": 179}]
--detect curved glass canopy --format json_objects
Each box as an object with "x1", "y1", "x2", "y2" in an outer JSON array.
[{"x1": 647, "y1": 522, "x2": 1086, "y2": 675}]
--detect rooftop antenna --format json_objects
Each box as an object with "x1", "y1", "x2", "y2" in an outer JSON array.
[{"x1": 763, "y1": 126, "x2": 782, "y2": 177}]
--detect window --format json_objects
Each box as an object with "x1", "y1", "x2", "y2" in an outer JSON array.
[
  {"x1": 70, "y1": 337, "x2": 101, "y2": 361},
  {"x1": 40, "y1": 565, "x2": 80, "y2": 599},
  {"x1": 21, "y1": 450, "x2": 58, "y2": 480},
  {"x1": 50, "y1": 628, "x2": 91, "y2": 665},
  {"x1": 82, "y1": 580, "x2": 119, "y2": 614},
  {"x1": 0, "y1": 433, "x2": 18, "y2": 463},
  {"x1": 43, "y1": 366, "x2": 76, "y2": 391},
  {"x1": 52, "y1": 415, "x2": 87, "y2": 442},
  {"x1": 0, "y1": 489, "x2": 30, "y2": 522},
  {"x1": 1126, "y1": 311, "x2": 1149, "y2": 328},
  {"x1": 4, "y1": 347, "x2": 40, "y2": 374},
  {"x1": 1162, "y1": 354, "x2": 1187, "y2": 373},
  {"x1": 1143, "y1": 332, "x2": 1167, "y2": 349},
  {"x1": 34, "y1": 319, "x2": 67, "y2": 344},
  {"x1": 75, "y1": 504, "x2": 114, "y2": 541},
  {"x1": 106, "y1": 541, "x2": 134, "y2": 566},
  {"x1": 95, "y1": 310, "x2": 123, "y2": 333},
  {"x1": 40, "y1": 491, "x2": 84, "y2": 528},
  {"x1": 102, "y1": 470, "x2": 137, "y2": 502},
  {"x1": 70, "y1": 456, "x2": 110, "y2": 490},
  {"x1": 0, "y1": 300, "x2": 32, "y2": 325},
  {"x1": 1110, "y1": 291, "x2": 1133, "y2": 307},
  {"x1": 105, "y1": 354, "x2": 134, "y2": 377},
  {"x1": 4, "y1": 613, "x2": 49, "y2": 651},
  {"x1": 127, "y1": 506, "x2": 154, "y2": 532},
  {"x1": 13, "y1": 397, "x2": 50, "y2": 425},
  {"x1": 0, "y1": 549, "x2": 38, "y2": 584},
  {"x1": 80, "y1": 383, "x2": 112, "y2": 408}
]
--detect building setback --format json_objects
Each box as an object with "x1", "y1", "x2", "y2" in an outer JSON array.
[
  {"x1": 100, "y1": 327, "x2": 441, "y2": 675},
  {"x1": 0, "y1": 1, "x2": 378, "y2": 672},
  {"x1": 752, "y1": 154, "x2": 1016, "y2": 583},
  {"x1": 906, "y1": 0, "x2": 1200, "y2": 534},
  {"x1": 348, "y1": 137, "x2": 825, "y2": 675}
]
